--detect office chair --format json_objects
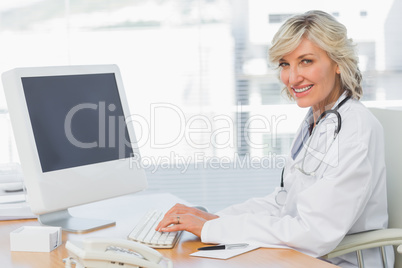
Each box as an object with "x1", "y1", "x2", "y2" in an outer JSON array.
[{"x1": 321, "y1": 107, "x2": 402, "y2": 268}]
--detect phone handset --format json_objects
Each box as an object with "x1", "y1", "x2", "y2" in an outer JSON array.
[{"x1": 64, "y1": 237, "x2": 173, "y2": 268}]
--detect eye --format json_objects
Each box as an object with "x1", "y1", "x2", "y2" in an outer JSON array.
[
  {"x1": 301, "y1": 59, "x2": 313, "y2": 65},
  {"x1": 278, "y1": 62, "x2": 289, "y2": 68}
]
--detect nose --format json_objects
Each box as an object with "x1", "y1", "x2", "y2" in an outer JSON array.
[{"x1": 288, "y1": 66, "x2": 303, "y2": 86}]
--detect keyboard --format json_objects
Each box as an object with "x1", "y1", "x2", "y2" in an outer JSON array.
[{"x1": 128, "y1": 209, "x2": 182, "y2": 248}]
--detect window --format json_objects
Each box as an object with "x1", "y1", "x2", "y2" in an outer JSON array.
[
  {"x1": 260, "y1": 83, "x2": 282, "y2": 105},
  {"x1": 268, "y1": 14, "x2": 294, "y2": 24},
  {"x1": 1, "y1": 0, "x2": 401, "y2": 211}
]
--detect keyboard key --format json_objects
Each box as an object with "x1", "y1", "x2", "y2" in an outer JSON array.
[{"x1": 128, "y1": 209, "x2": 183, "y2": 248}]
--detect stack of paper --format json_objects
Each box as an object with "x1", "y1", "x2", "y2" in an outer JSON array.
[
  {"x1": 0, "y1": 194, "x2": 36, "y2": 220},
  {"x1": 190, "y1": 245, "x2": 260, "y2": 260},
  {"x1": 0, "y1": 163, "x2": 36, "y2": 220}
]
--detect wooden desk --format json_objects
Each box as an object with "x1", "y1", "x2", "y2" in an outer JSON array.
[{"x1": 0, "y1": 193, "x2": 338, "y2": 267}]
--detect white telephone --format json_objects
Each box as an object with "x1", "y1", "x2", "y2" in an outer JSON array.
[{"x1": 64, "y1": 237, "x2": 173, "y2": 268}]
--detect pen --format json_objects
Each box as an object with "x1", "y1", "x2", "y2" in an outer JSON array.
[{"x1": 197, "y1": 243, "x2": 249, "y2": 251}]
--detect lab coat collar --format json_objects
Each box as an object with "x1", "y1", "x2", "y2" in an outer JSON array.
[
  {"x1": 290, "y1": 110, "x2": 313, "y2": 160},
  {"x1": 289, "y1": 92, "x2": 351, "y2": 162},
  {"x1": 332, "y1": 91, "x2": 350, "y2": 110},
  {"x1": 314, "y1": 92, "x2": 351, "y2": 135},
  {"x1": 311, "y1": 92, "x2": 350, "y2": 127}
]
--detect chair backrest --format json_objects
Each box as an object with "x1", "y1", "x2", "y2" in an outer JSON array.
[{"x1": 370, "y1": 107, "x2": 402, "y2": 267}]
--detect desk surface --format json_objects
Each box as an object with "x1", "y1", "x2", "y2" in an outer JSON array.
[{"x1": 0, "y1": 193, "x2": 338, "y2": 268}]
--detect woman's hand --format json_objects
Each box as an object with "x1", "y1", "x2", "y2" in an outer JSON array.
[{"x1": 155, "y1": 203, "x2": 219, "y2": 237}]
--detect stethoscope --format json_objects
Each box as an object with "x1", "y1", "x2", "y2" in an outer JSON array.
[{"x1": 275, "y1": 96, "x2": 351, "y2": 206}]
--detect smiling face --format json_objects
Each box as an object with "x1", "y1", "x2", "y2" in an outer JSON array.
[{"x1": 279, "y1": 38, "x2": 341, "y2": 113}]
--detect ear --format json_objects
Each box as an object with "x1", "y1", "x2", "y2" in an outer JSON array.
[{"x1": 336, "y1": 65, "x2": 340, "y2": 74}]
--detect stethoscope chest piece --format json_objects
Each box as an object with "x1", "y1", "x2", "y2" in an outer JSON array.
[
  {"x1": 275, "y1": 168, "x2": 287, "y2": 206},
  {"x1": 275, "y1": 188, "x2": 287, "y2": 206},
  {"x1": 274, "y1": 96, "x2": 350, "y2": 207}
]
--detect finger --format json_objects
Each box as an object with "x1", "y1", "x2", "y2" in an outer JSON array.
[
  {"x1": 155, "y1": 217, "x2": 170, "y2": 231},
  {"x1": 156, "y1": 204, "x2": 190, "y2": 230},
  {"x1": 160, "y1": 224, "x2": 183, "y2": 233},
  {"x1": 160, "y1": 213, "x2": 189, "y2": 232},
  {"x1": 155, "y1": 208, "x2": 175, "y2": 230},
  {"x1": 156, "y1": 214, "x2": 182, "y2": 231},
  {"x1": 156, "y1": 212, "x2": 178, "y2": 230},
  {"x1": 165, "y1": 203, "x2": 186, "y2": 216}
]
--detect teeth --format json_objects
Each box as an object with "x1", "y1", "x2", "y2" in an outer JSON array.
[{"x1": 293, "y1": 85, "x2": 313, "y2": 93}]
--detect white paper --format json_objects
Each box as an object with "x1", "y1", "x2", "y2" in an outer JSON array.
[
  {"x1": 190, "y1": 245, "x2": 260, "y2": 260},
  {"x1": 0, "y1": 201, "x2": 36, "y2": 220},
  {"x1": 0, "y1": 194, "x2": 26, "y2": 204}
]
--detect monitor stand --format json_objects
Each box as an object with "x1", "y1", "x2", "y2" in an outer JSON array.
[{"x1": 38, "y1": 209, "x2": 115, "y2": 233}]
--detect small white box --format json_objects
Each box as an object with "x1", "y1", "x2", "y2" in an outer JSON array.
[{"x1": 10, "y1": 226, "x2": 62, "y2": 252}]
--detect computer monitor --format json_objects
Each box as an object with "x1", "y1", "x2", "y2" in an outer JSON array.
[{"x1": 2, "y1": 64, "x2": 147, "y2": 232}]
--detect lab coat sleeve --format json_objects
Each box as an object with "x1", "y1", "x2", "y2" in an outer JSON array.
[
  {"x1": 215, "y1": 188, "x2": 282, "y2": 217},
  {"x1": 201, "y1": 141, "x2": 375, "y2": 257}
]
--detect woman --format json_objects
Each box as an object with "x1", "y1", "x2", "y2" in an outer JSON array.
[{"x1": 156, "y1": 10, "x2": 392, "y2": 267}]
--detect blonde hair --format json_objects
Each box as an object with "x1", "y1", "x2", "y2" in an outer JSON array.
[{"x1": 269, "y1": 10, "x2": 362, "y2": 100}]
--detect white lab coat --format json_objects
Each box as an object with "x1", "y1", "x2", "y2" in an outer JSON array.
[{"x1": 201, "y1": 95, "x2": 394, "y2": 267}]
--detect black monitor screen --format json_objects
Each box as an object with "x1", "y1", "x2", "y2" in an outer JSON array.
[{"x1": 22, "y1": 73, "x2": 133, "y2": 173}]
